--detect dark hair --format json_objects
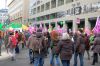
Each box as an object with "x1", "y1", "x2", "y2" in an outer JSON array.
[
  {"x1": 15, "y1": 31, "x2": 18, "y2": 33},
  {"x1": 79, "y1": 29, "x2": 83, "y2": 33},
  {"x1": 10, "y1": 32, "x2": 14, "y2": 35}
]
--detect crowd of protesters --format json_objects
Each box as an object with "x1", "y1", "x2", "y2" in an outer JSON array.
[{"x1": 0, "y1": 28, "x2": 100, "y2": 66}]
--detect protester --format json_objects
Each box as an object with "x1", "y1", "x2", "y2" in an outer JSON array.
[
  {"x1": 84, "y1": 34, "x2": 90, "y2": 60},
  {"x1": 4, "y1": 31, "x2": 9, "y2": 53},
  {"x1": 74, "y1": 30, "x2": 85, "y2": 66},
  {"x1": 32, "y1": 29, "x2": 46, "y2": 66},
  {"x1": 15, "y1": 31, "x2": 19, "y2": 54},
  {"x1": 91, "y1": 33, "x2": 100, "y2": 65},
  {"x1": 57, "y1": 33, "x2": 73, "y2": 66},
  {"x1": 27, "y1": 31, "x2": 36, "y2": 64},
  {"x1": 21, "y1": 33, "x2": 26, "y2": 48},
  {"x1": 50, "y1": 30, "x2": 60, "y2": 66},
  {"x1": 7, "y1": 32, "x2": 17, "y2": 61}
]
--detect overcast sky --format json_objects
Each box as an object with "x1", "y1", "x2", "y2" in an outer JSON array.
[{"x1": 0, "y1": 0, "x2": 12, "y2": 9}]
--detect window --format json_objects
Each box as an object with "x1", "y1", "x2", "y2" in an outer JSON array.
[
  {"x1": 37, "y1": 6, "x2": 40, "y2": 13},
  {"x1": 66, "y1": 0, "x2": 73, "y2": 4},
  {"x1": 51, "y1": 0, "x2": 56, "y2": 8},
  {"x1": 41, "y1": 4, "x2": 44, "y2": 12},
  {"x1": 45, "y1": 2, "x2": 50, "y2": 10},
  {"x1": 58, "y1": 0, "x2": 64, "y2": 6},
  {"x1": 33, "y1": 8, "x2": 36, "y2": 14}
]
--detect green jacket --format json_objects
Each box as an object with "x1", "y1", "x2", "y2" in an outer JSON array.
[{"x1": 89, "y1": 35, "x2": 94, "y2": 45}]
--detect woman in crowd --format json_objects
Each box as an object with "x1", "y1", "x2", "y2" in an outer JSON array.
[
  {"x1": 50, "y1": 30, "x2": 61, "y2": 66},
  {"x1": 92, "y1": 33, "x2": 100, "y2": 65},
  {"x1": 57, "y1": 33, "x2": 73, "y2": 66}
]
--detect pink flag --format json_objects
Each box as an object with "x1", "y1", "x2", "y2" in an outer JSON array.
[{"x1": 76, "y1": 18, "x2": 80, "y2": 24}]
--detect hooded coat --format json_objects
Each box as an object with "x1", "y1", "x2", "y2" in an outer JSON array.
[{"x1": 93, "y1": 33, "x2": 100, "y2": 53}]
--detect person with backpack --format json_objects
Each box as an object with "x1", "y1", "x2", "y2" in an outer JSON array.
[
  {"x1": 7, "y1": 32, "x2": 17, "y2": 61},
  {"x1": 74, "y1": 30, "x2": 85, "y2": 66},
  {"x1": 57, "y1": 33, "x2": 74, "y2": 66},
  {"x1": 32, "y1": 29, "x2": 46, "y2": 66},
  {"x1": 27, "y1": 31, "x2": 36, "y2": 64},
  {"x1": 50, "y1": 30, "x2": 61, "y2": 66}
]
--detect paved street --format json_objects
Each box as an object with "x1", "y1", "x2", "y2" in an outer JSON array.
[{"x1": 0, "y1": 47, "x2": 100, "y2": 66}]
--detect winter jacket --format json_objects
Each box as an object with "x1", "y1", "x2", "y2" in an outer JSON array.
[
  {"x1": 51, "y1": 40, "x2": 59, "y2": 55},
  {"x1": 27, "y1": 34, "x2": 36, "y2": 49},
  {"x1": 93, "y1": 34, "x2": 100, "y2": 53},
  {"x1": 75, "y1": 35, "x2": 85, "y2": 53},
  {"x1": 57, "y1": 39, "x2": 73, "y2": 60}
]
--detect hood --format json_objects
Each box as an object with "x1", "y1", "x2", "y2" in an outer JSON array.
[{"x1": 61, "y1": 33, "x2": 70, "y2": 40}]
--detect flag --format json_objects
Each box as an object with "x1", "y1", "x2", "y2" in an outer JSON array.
[
  {"x1": 76, "y1": 18, "x2": 80, "y2": 24},
  {"x1": 93, "y1": 16, "x2": 100, "y2": 34}
]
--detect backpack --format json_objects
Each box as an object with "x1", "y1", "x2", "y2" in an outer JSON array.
[
  {"x1": 76, "y1": 36, "x2": 85, "y2": 53},
  {"x1": 10, "y1": 36, "x2": 17, "y2": 47},
  {"x1": 33, "y1": 37, "x2": 44, "y2": 54}
]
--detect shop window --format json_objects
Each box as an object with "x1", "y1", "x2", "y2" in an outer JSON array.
[
  {"x1": 51, "y1": 22, "x2": 56, "y2": 29},
  {"x1": 65, "y1": 20, "x2": 73, "y2": 29},
  {"x1": 89, "y1": 17, "x2": 96, "y2": 30},
  {"x1": 37, "y1": 24, "x2": 40, "y2": 28},
  {"x1": 50, "y1": 13, "x2": 57, "y2": 19},
  {"x1": 78, "y1": 19, "x2": 85, "y2": 29},
  {"x1": 57, "y1": 21, "x2": 63, "y2": 28},
  {"x1": 45, "y1": 23, "x2": 49, "y2": 29}
]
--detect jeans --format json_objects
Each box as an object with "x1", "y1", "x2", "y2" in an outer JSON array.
[
  {"x1": 61, "y1": 60, "x2": 70, "y2": 66},
  {"x1": 74, "y1": 52, "x2": 84, "y2": 66},
  {"x1": 29, "y1": 49, "x2": 34, "y2": 63},
  {"x1": 50, "y1": 54, "x2": 60, "y2": 66},
  {"x1": 92, "y1": 53, "x2": 98, "y2": 65},
  {"x1": 15, "y1": 45, "x2": 19, "y2": 54},
  {"x1": 34, "y1": 56, "x2": 44, "y2": 66},
  {"x1": 8, "y1": 48, "x2": 16, "y2": 60}
]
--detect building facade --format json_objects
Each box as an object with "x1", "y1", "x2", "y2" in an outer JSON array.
[
  {"x1": 8, "y1": 0, "x2": 29, "y2": 24},
  {"x1": 0, "y1": 9, "x2": 8, "y2": 24},
  {"x1": 29, "y1": 0, "x2": 100, "y2": 32}
]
